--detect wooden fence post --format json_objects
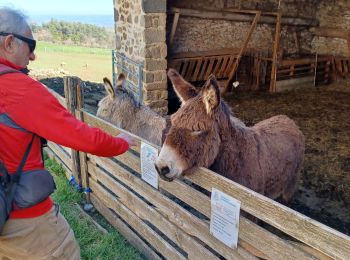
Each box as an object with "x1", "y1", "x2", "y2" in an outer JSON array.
[
  {"x1": 63, "y1": 76, "x2": 82, "y2": 186},
  {"x1": 76, "y1": 82, "x2": 91, "y2": 203}
]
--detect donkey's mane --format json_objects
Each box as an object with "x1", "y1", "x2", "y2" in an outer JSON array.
[{"x1": 115, "y1": 87, "x2": 141, "y2": 109}]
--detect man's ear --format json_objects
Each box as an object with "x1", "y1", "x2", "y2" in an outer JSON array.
[
  {"x1": 202, "y1": 74, "x2": 220, "y2": 115},
  {"x1": 3, "y1": 35, "x2": 15, "y2": 54},
  {"x1": 103, "y1": 77, "x2": 115, "y2": 99},
  {"x1": 167, "y1": 68, "x2": 197, "y2": 104}
]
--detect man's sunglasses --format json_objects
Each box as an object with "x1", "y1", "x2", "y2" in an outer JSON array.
[{"x1": 0, "y1": 32, "x2": 36, "y2": 53}]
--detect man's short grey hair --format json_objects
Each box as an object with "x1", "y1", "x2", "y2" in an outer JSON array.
[
  {"x1": 0, "y1": 7, "x2": 29, "y2": 46},
  {"x1": 0, "y1": 7, "x2": 29, "y2": 35}
]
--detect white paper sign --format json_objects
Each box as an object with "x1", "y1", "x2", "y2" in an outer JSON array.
[
  {"x1": 140, "y1": 142, "x2": 159, "y2": 189},
  {"x1": 210, "y1": 188, "x2": 241, "y2": 248}
]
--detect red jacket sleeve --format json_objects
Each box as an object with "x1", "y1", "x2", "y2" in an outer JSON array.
[{"x1": 5, "y1": 76, "x2": 129, "y2": 157}]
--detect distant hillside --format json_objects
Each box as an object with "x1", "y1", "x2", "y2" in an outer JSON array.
[
  {"x1": 31, "y1": 19, "x2": 115, "y2": 48},
  {"x1": 30, "y1": 14, "x2": 114, "y2": 28}
]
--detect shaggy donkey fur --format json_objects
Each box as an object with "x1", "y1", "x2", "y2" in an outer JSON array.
[
  {"x1": 156, "y1": 69, "x2": 305, "y2": 202},
  {"x1": 97, "y1": 74, "x2": 166, "y2": 146}
]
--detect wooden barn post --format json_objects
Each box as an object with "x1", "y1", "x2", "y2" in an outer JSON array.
[
  {"x1": 269, "y1": 12, "x2": 282, "y2": 92},
  {"x1": 63, "y1": 76, "x2": 83, "y2": 187}
]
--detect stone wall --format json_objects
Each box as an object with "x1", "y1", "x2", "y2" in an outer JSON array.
[
  {"x1": 167, "y1": 0, "x2": 320, "y2": 57},
  {"x1": 311, "y1": 0, "x2": 350, "y2": 57},
  {"x1": 114, "y1": 0, "x2": 168, "y2": 115}
]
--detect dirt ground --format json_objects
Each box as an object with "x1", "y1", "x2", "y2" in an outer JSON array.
[
  {"x1": 40, "y1": 76, "x2": 350, "y2": 236},
  {"x1": 224, "y1": 80, "x2": 350, "y2": 235}
]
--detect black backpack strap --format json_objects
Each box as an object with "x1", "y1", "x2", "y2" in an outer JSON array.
[
  {"x1": 0, "y1": 134, "x2": 35, "y2": 183},
  {"x1": 12, "y1": 134, "x2": 36, "y2": 181}
]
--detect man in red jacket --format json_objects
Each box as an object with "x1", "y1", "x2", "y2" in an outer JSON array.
[{"x1": 0, "y1": 7, "x2": 135, "y2": 259}]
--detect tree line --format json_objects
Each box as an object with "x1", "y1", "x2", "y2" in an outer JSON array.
[{"x1": 31, "y1": 19, "x2": 115, "y2": 48}]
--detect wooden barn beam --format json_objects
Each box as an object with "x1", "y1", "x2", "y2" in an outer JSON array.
[
  {"x1": 169, "y1": 11, "x2": 180, "y2": 47},
  {"x1": 224, "y1": 11, "x2": 261, "y2": 93},
  {"x1": 169, "y1": 7, "x2": 318, "y2": 27},
  {"x1": 309, "y1": 27, "x2": 350, "y2": 40},
  {"x1": 269, "y1": 12, "x2": 282, "y2": 93}
]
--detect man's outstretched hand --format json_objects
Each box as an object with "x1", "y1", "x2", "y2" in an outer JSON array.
[{"x1": 117, "y1": 132, "x2": 137, "y2": 147}]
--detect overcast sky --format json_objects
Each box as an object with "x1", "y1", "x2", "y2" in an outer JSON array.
[{"x1": 0, "y1": 0, "x2": 114, "y2": 15}]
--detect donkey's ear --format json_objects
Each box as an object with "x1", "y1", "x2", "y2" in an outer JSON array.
[
  {"x1": 116, "y1": 73, "x2": 125, "y2": 89},
  {"x1": 103, "y1": 77, "x2": 115, "y2": 99},
  {"x1": 202, "y1": 74, "x2": 220, "y2": 115},
  {"x1": 167, "y1": 69, "x2": 197, "y2": 104}
]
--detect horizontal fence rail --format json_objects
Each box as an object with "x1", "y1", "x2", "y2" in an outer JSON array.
[{"x1": 44, "y1": 77, "x2": 350, "y2": 259}]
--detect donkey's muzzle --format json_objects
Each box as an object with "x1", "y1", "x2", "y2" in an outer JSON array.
[
  {"x1": 155, "y1": 164, "x2": 170, "y2": 176},
  {"x1": 155, "y1": 164, "x2": 173, "y2": 181}
]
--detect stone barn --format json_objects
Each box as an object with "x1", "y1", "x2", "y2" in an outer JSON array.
[{"x1": 113, "y1": 0, "x2": 350, "y2": 115}]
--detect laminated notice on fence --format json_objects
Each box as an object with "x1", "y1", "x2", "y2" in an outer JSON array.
[
  {"x1": 210, "y1": 188, "x2": 240, "y2": 248},
  {"x1": 140, "y1": 142, "x2": 159, "y2": 189}
]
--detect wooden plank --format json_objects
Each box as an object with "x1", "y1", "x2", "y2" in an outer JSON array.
[
  {"x1": 87, "y1": 157, "x2": 256, "y2": 259},
  {"x1": 309, "y1": 27, "x2": 350, "y2": 40},
  {"x1": 185, "y1": 60, "x2": 196, "y2": 80},
  {"x1": 90, "y1": 194, "x2": 162, "y2": 260},
  {"x1": 59, "y1": 145, "x2": 72, "y2": 156},
  {"x1": 47, "y1": 142, "x2": 72, "y2": 171},
  {"x1": 89, "y1": 166, "x2": 219, "y2": 259},
  {"x1": 280, "y1": 56, "x2": 331, "y2": 66},
  {"x1": 192, "y1": 59, "x2": 203, "y2": 81},
  {"x1": 169, "y1": 11, "x2": 180, "y2": 47},
  {"x1": 204, "y1": 58, "x2": 215, "y2": 79},
  {"x1": 212, "y1": 57, "x2": 224, "y2": 76},
  {"x1": 169, "y1": 48, "x2": 241, "y2": 59},
  {"x1": 277, "y1": 66, "x2": 315, "y2": 74},
  {"x1": 47, "y1": 142, "x2": 71, "y2": 159},
  {"x1": 184, "y1": 167, "x2": 350, "y2": 259},
  {"x1": 45, "y1": 147, "x2": 71, "y2": 180},
  {"x1": 269, "y1": 12, "x2": 282, "y2": 92},
  {"x1": 169, "y1": 8, "x2": 317, "y2": 27},
  {"x1": 224, "y1": 56, "x2": 237, "y2": 77},
  {"x1": 198, "y1": 59, "x2": 209, "y2": 80},
  {"x1": 90, "y1": 181, "x2": 185, "y2": 260},
  {"x1": 180, "y1": 60, "x2": 189, "y2": 77},
  {"x1": 217, "y1": 56, "x2": 229, "y2": 78},
  {"x1": 288, "y1": 241, "x2": 332, "y2": 260},
  {"x1": 224, "y1": 11, "x2": 261, "y2": 92}
]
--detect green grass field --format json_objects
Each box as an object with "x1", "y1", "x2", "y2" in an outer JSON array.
[
  {"x1": 29, "y1": 41, "x2": 112, "y2": 82},
  {"x1": 45, "y1": 157, "x2": 141, "y2": 260}
]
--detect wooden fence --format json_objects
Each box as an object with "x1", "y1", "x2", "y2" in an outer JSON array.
[{"x1": 45, "y1": 77, "x2": 350, "y2": 259}]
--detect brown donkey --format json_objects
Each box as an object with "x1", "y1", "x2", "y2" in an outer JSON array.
[
  {"x1": 97, "y1": 74, "x2": 166, "y2": 146},
  {"x1": 155, "y1": 69, "x2": 305, "y2": 202}
]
